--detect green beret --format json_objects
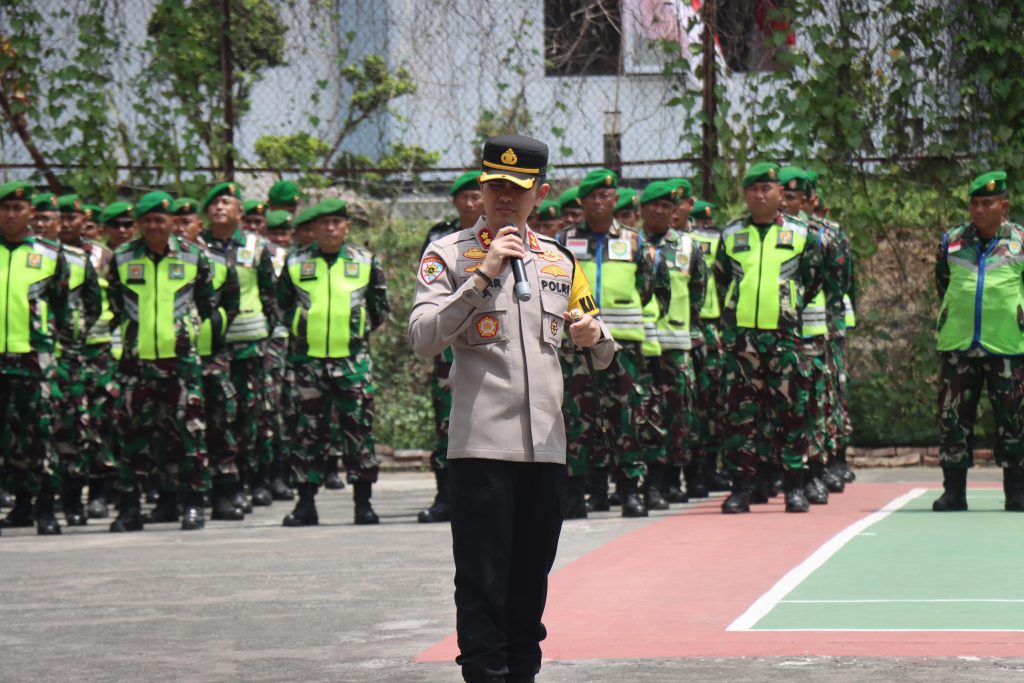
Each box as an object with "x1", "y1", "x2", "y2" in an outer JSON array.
[
  {"x1": 57, "y1": 193, "x2": 83, "y2": 213},
  {"x1": 614, "y1": 188, "x2": 638, "y2": 213},
  {"x1": 778, "y1": 166, "x2": 808, "y2": 192},
  {"x1": 314, "y1": 198, "x2": 348, "y2": 219},
  {"x1": 135, "y1": 191, "x2": 175, "y2": 218},
  {"x1": 0, "y1": 180, "x2": 34, "y2": 203},
  {"x1": 267, "y1": 180, "x2": 301, "y2": 206},
  {"x1": 172, "y1": 197, "x2": 199, "y2": 215},
  {"x1": 293, "y1": 206, "x2": 318, "y2": 227},
  {"x1": 243, "y1": 198, "x2": 266, "y2": 216},
  {"x1": 666, "y1": 178, "x2": 692, "y2": 199},
  {"x1": 577, "y1": 168, "x2": 618, "y2": 199},
  {"x1": 969, "y1": 170, "x2": 1008, "y2": 197},
  {"x1": 640, "y1": 181, "x2": 679, "y2": 206},
  {"x1": 690, "y1": 200, "x2": 716, "y2": 220},
  {"x1": 805, "y1": 170, "x2": 819, "y2": 189},
  {"x1": 742, "y1": 162, "x2": 780, "y2": 188},
  {"x1": 449, "y1": 170, "x2": 482, "y2": 197},
  {"x1": 265, "y1": 210, "x2": 293, "y2": 230},
  {"x1": 82, "y1": 203, "x2": 102, "y2": 221},
  {"x1": 536, "y1": 199, "x2": 560, "y2": 220},
  {"x1": 815, "y1": 193, "x2": 827, "y2": 211},
  {"x1": 201, "y1": 181, "x2": 242, "y2": 212},
  {"x1": 100, "y1": 201, "x2": 134, "y2": 225},
  {"x1": 557, "y1": 186, "x2": 581, "y2": 210},
  {"x1": 31, "y1": 193, "x2": 58, "y2": 211}
]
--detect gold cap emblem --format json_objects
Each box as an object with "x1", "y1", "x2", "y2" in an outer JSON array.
[
  {"x1": 161, "y1": 199, "x2": 170, "y2": 209},
  {"x1": 14, "y1": 188, "x2": 23, "y2": 197},
  {"x1": 126, "y1": 206, "x2": 133, "y2": 215},
  {"x1": 74, "y1": 199, "x2": 81, "y2": 210},
  {"x1": 987, "y1": 179, "x2": 996, "y2": 191},
  {"x1": 50, "y1": 196, "x2": 58, "y2": 207},
  {"x1": 604, "y1": 175, "x2": 612, "y2": 186},
  {"x1": 228, "y1": 183, "x2": 235, "y2": 194},
  {"x1": 788, "y1": 179, "x2": 797, "y2": 189},
  {"x1": 85, "y1": 208, "x2": 92, "y2": 218},
  {"x1": 768, "y1": 168, "x2": 777, "y2": 180},
  {"x1": 500, "y1": 148, "x2": 518, "y2": 166},
  {"x1": 705, "y1": 206, "x2": 712, "y2": 217}
]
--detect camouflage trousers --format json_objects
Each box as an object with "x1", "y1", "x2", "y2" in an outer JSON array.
[
  {"x1": 0, "y1": 372, "x2": 58, "y2": 494},
  {"x1": 659, "y1": 349, "x2": 698, "y2": 466},
  {"x1": 288, "y1": 356, "x2": 379, "y2": 486},
  {"x1": 257, "y1": 337, "x2": 289, "y2": 471},
  {"x1": 230, "y1": 355, "x2": 265, "y2": 473},
  {"x1": 54, "y1": 350, "x2": 92, "y2": 481},
  {"x1": 827, "y1": 335, "x2": 852, "y2": 450},
  {"x1": 203, "y1": 353, "x2": 239, "y2": 480},
  {"x1": 116, "y1": 359, "x2": 209, "y2": 493},
  {"x1": 722, "y1": 338, "x2": 810, "y2": 474},
  {"x1": 83, "y1": 344, "x2": 120, "y2": 477},
  {"x1": 693, "y1": 322, "x2": 726, "y2": 462},
  {"x1": 429, "y1": 356, "x2": 453, "y2": 471},
  {"x1": 938, "y1": 353, "x2": 1024, "y2": 468},
  {"x1": 564, "y1": 339, "x2": 648, "y2": 480},
  {"x1": 804, "y1": 339, "x2": 833, "y2": 465}
]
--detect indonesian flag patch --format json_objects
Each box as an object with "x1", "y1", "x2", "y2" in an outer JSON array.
[
  {"x1": 947, "y1": 240, "x2": 962, "y2": 254},
  {"x1": 420, "y1": 256, "x2": 446, "y2": 284}
]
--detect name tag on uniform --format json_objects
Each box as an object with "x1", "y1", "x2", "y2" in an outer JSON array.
[
  {"x1": 26, "y1": 253, "x2": 42, "y2": 269},
  {"x1": 608, "y1": 239, "x2": 632, "y2": 261},
  {"x1": 344, "y1": 262, "x2": 360, "y2": 278},
  {"x1": 777, "y1": 230, "x2": 794, "y2": 248},
  {"x1": 566, "y1": 238, "x2": 590, "y2": 259},
  {"x1": 300, "y1": 261, "x2": 317, "y2": 280},
  {"x1": 127, "y1": 263, "x2": 145, "y2": 283},
  {"x1": 168, "y1": 263, "x2": 185, "y2": 280},
  {"x1": 733, "y1": 233, "x2": 750, "y2": 252},
  {"x1": 236, "y1": 248, "x2": 255, "y2": 267}
]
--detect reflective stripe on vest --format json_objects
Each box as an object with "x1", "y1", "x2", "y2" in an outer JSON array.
[
  {"x1": 722, "y1": 222, "x2": 807, "y2": 330},
  {"x1": 0, "y1": 241, "x2": 59, "y2": 353},
  {"x1": 287, "y1": 253, "x2": 371, "y2": 358},
  {"x1": 226, "y1": 233, "x2": 268, "y2": 343},
  {"x1": 116, "y1": 251, "x2": 200, "y2": 360},
  {"x1": 198, "y1": 251, "x2": 230, "y2": 357},
  {"x1": 843, "y1": 294, "x2": 856, "y2": 328},
  {"x1": 656, "y1": 234, "x2": 694, "y2": 351},
  {"x1": 801, "y1": 290, "x2": 828, "y2": 338},
  {"x1": 692, "y1": 228, "x2": 721, "y2": 319},
  {"x1": 64, "y1": 248, "x2": 88, "y2": 344},
  {"x1": 642, "y1": 296, "x2": 661, "y2": 356},
  {"x1": 578, "y1": 258, "x2": 644, "y2": 342}
]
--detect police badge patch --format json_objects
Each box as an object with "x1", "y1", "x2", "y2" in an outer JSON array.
[
  {"x1": 168, "y1": 263, "x2": 185, "y2": 280},
  {"x1": 127, "y1": 263, "x2": 145, "y2": 282},
  {"x1": 420, "y1": 256, "x2": 446, "y2": 284},
  {"x1": 345, "y1": 262, "x2": 360, "y2": 278},
  {"x1": 777, "y1": 230, "x2": 794, "y2": 247},
  {"x1": 26, "y1": 253, "x2": 42, "y2": 269},
  {"x1": 300, "y1": 261, "x2": 317, "y2": 279}
]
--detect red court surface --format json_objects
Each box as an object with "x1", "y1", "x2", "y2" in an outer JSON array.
[{"x1": 416, "y1": 482, "x2": 1024, "y2": 662}]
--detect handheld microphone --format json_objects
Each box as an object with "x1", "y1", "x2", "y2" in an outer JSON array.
[{"x1": 505, "y1": 223, "x2": 532, "y2": 302}]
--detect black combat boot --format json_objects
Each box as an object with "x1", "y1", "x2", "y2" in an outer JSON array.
[
  {"x1": 587, "y1": 468, "x2": 610, "y2": 512},
  {"x1": 62, "y1": 482, "x2": 87, "y2": 526},
  {"x1": 181, "y1": 491, "x2": 205, "y2": 530},
  {"x1": 1004, "y1": 467, "x2": 1024, "y2": 512},
  {"x1": 643, "y1": 463, "x2": 671, "y2": 511},
  {"x1": 683, "y1": 462, "x2": 707, "y2": 499},
  {"x1": 145, "y1": 487, "x2": 160, "y2": 504},
  {"x1": 620, "y1": 477, "x2": 648, "y2": 518},
  {"x1": 233, "y1": 478, "x2": 253, "y2": 514},
  {"x1": 608, "y1": 475, "x2": 623, "y2": 507},
  {"x1": 784, "y1": 469, "x2": 810, "y2": 513},
  {"x1": 109, "y1": 490, "x2": 144, "y2": 532},
  {"x1": 563, "y1": 475, "x2": 588, "y2": 520},
  {"x1": 706, "y1": 453, "x2": 731, "y2": 492},
  {"x1": 269, "y1": 461, "x2": 294, "y2": 501},
  {"x1": 721, "y1": 473, "x2": 750, "y2": 514},
  {"x1": 418, "y1": 468, "x2": 451, "y2": 523},
  {"x1": 143, "y1": 489, "x2": 180, "y2": 523},
  {"x1": 86, "y1": 477, "x2": 111, "y2": 518},
  {"x1": 324, "y1": 457, "x2": 344, "y2": 490},
  {"x1": 35, "y1": 488, "x2": 62, "y2": 535},
  {"x1": 353, "y1": 481, "x2": 379, "y2": 525},
  {"x1": 664, "y1": 464, "x2": 689, "y2": 503},
  {"x1": 282, "y1": 483, "x2": 319, "y2": 526},
  {"x1": 0, "y1": 488, "x2": 14, "y2": 508},
  {"x1": 823, "y1": 459, "x2": 846, "y2": 493},
  {"x1": 750, "y1": 463, "x2": 772, "y2": 504},
  {"x1": 836, "y1": 445, "x2": 856, "y2": 483},
  {"x1": 0, "y1": 491, "x2": 35, "y2": 528},
  {"x1": 804, "y1": 461, "x2": 829, "y2": 505},
  {"x1": 251, "y1": 464, "x2": 273, "y2": 507},
  {"x1": 932, "y1": 467, "x2": 968, "y2": 511},
  {"x1": 211, "y1": 478, "x2": 245, "y2": 521}
]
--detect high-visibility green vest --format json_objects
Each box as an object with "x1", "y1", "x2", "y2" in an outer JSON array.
[
  {"x1": 286, "y1": 248, "x2": 372, "y2": 358},
  {"x1": 0, "y1": 238, "x2": 60, "y2": 354},
  {"x1": 64, "y1": 246, "x2": 89, "y2": 345},
  {"x1": 641, "y1": 297, "x2": 661, "y2": 356},
  {"x1": 115, "y1": 246, "x2": 201, "y2": 360},
  {"x1": 936, "y1": 226, "x2": 1024, "y2": 355},
  {"x1": 656, "y1": 233, "x2": 695, "y2": 351},
  {"x1": 86, "y1": 246, "x2": 114, "y2": 345},
  {"x1": 843, "y1": 294, "x2": 856, "y2": 328},
  {"x1": 576, "y1": 236, "x2": 644, "y2": 342},
  {"x1": 198, "y1": 250, "x2": 230, "y2": 357},
  {"x1": 691, "y1": 227, "x2": 721, "y2": 319},
  {"x1": 722, "y1": 219, "x2": 808, "y2": 331},
  {"x1": 226, "y1": 232, "x2": 268, "y2": 343},
  {"x1": 802, "y1": 290, "x2": 828, "y2": 338}
]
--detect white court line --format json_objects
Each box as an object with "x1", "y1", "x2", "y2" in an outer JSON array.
[
  {"x1": 750, "y1": 628, "x2": 1024, "y2": 633},
  {"x1": 726, "y1": 488, "x2": 928, "y2": 632},
  {"x1": 781, "y1": 599, "x2": 1024, "y2": 604}
]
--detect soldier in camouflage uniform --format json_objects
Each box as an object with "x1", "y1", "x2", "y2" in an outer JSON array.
[
  {"x1": 613, "y1": 188, "x2": 639, "y2": 229},
  {"x1": 201, "y1": 182, "x2": 278, "y2": 512},
  {"x1": 534, "y1": 200, "x2": 561, "y2": 238},
  {"x1": 557, "y1": 186, "x2": 584, "y2": 231},
  {"x1": 52, "y1": 194, "x2": 103, "y2": 526},
  {"x1": 173, "y1": 197, "x2": 203, "y2": 244},
  {"x1": 639, "y1": 180, "x2": 707, "y2": 508},
  {"x1": 558, "y1": 168, "x2": 658, "y2": 518},
  {"x1": 933, "y1": 171, "x2": 1024, "y2": 512},
  {"x1": 30, "y1": 192, "x2": 59, "y2": 237},
  {"x1": 0, "y1": 181, "x2": 71, "y2": 535},
  {"x1": 715, "y1": 162, "x2": 824, "y2": 514},
  {"x1": 242, "y1": 198, "x2": 268, "y2": 235},
  {"x1": 418, "y1": 171, "x2": 483, "y2": 524},
  {"x1": 106, "y1": 191, "x2": 216, "y2": 532},
  {"x1": 278, "y1": 198, "x2": 390, "y2": 526}
]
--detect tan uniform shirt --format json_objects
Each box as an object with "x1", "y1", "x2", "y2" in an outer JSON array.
[{"x1": 409, "y1": 217, "x2": 614, "y2": 464}]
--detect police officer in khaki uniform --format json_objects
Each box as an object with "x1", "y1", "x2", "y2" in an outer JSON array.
[{"x1": 410, "y1": 135, "x2": 613, "y2": 683}]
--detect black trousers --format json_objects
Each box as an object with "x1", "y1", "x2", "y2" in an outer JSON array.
[{"x1": 449, "y1": 458, "x2": 566, "y2": 682}]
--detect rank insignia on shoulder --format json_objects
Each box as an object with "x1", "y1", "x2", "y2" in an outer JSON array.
[
  {"x1": 420, "y1": 256, "x2": 446, "y2": 284},
  {"x1": 127, "y1": 263, "x2": 145, "y2": 282},
  {"x1": 300, "y1": 261, "x2": 317, "y2": 279},
  {"x1": 477, "y1": 228, "x2": 494, "y2": 249},
  {"x1": 777, "y1": 230, "x2": 794, "y2": 247},
  {"x1": 26, "y1": 253, "x2": 42, "y2": 269},
  {"x1": 608, "y1": 238, "x2": 631, "y2": 261},
  {"x1": 527, "y1": 231, "x2": 541, "y2": 252},
  {"x1": 168, "y1": 263, "x2": 185, "y2": 280},
  {"x1": 345, "y1": 261, "x2": 360, "y2": 278}
]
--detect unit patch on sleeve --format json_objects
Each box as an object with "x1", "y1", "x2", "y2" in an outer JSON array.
[
  {"x1": 420, "y1": 256, "x2": 447, "y2": 284},
  {"x1": 475, "y1": 314, "x2": 499, "y2": 339}
]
